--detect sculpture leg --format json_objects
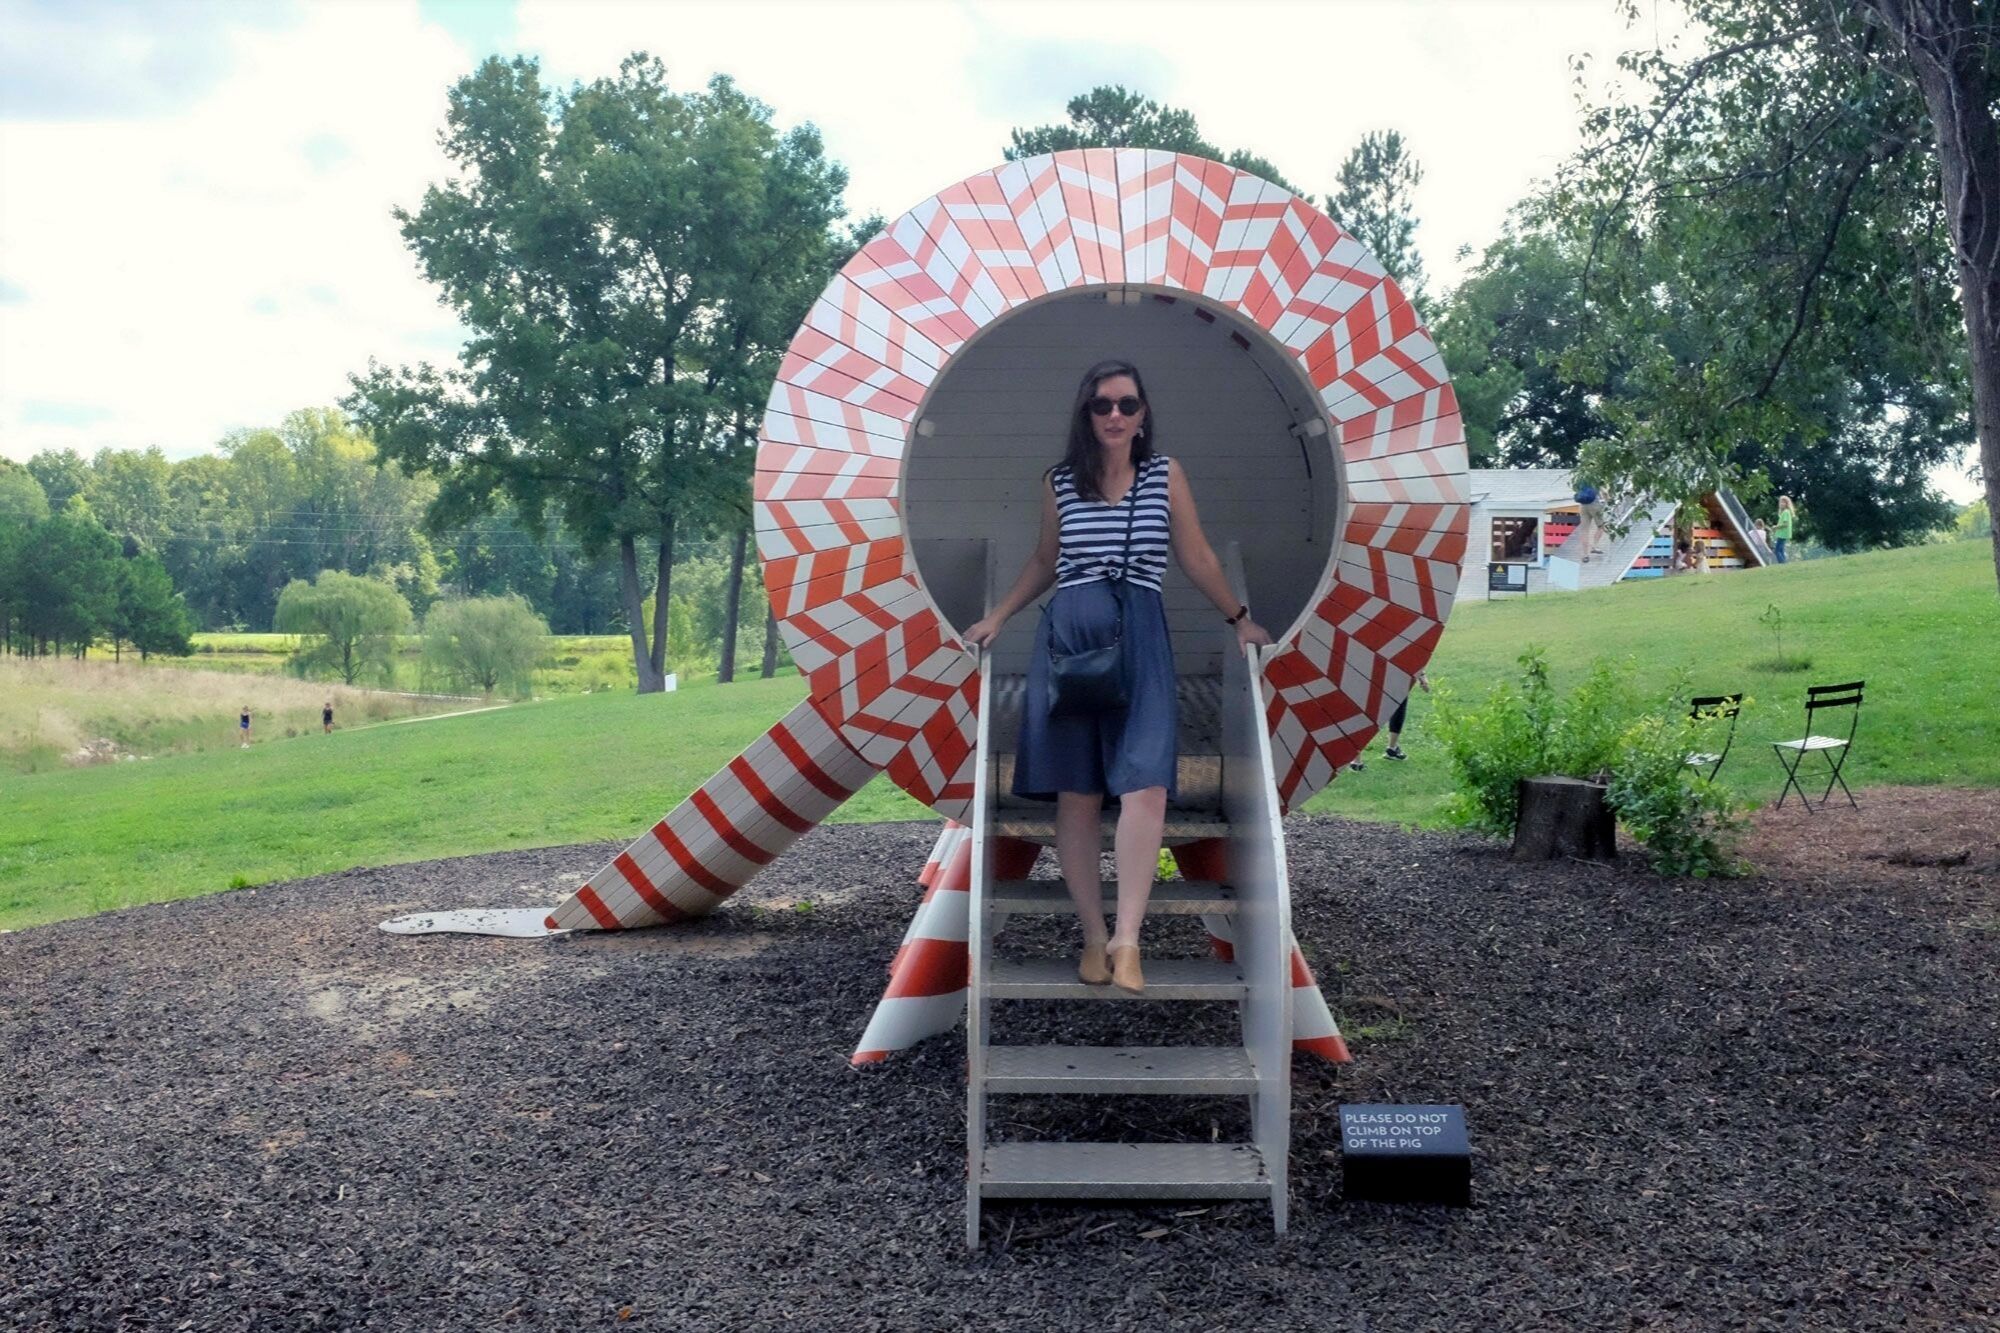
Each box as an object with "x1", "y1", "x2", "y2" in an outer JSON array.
[
  {"x1": 546, "y1": 697, "x2": 875, "y2": 931},
  {"x1": 1173, "y1": 839, "x2": 1352, "y2": 1065}
]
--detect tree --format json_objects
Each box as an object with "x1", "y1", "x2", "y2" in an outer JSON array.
[
  {"x1": 1558, "y1": 0, "x2": 1994, "y2": 582},
  {"x1": 1329, "y1": 130, "x2": 1429, "y2": 313},
  {"x1": 13, "y1": 511, "x2": 119, "y2": 655},
  {"x1": 421, "y1": 594, "x2": 548, "y2": 697},
  {"x1": 1007, "y1": 86, "x2": 1302, "y2": 192},
  {"x1": 274, "y1": 571, "x2": 412, "y2": 685},
  {"x1": 25, "y1": 449, "x2": 88, "y2": 512},
  {"x1": 1433, "y1": 227, "x2": 1616, "y2": 467},
  {"x1": 0, "y1": 461, "x2": 49, "y2": 527},
  {"x1": 0, "y1": 518, "x2": 26, "y2": 653},
  {"x1": 347, "y1": 56, "x2": 853, "y2": 693},
  {"x1": 110, "y1": 551, "x2": 195, "y2": 661},
  {"x1": 85, "y1": 446, "x2": 172, "y2": 549},
  {"x1": 1960, "y1": 496, "x2": 1993, "y2": 539}
]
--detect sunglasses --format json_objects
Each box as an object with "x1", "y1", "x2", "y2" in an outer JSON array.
[{"x1": 1087, "y1": 395, "x2": 1145, "y2": 417}]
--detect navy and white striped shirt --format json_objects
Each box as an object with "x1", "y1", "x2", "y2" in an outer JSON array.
[{"x1": 1050, "y1": 453, "x2": 1172, "y2": 592}]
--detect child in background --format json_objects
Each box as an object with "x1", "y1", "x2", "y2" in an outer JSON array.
[{"x1": 239, "y1": 706, "x2": 251, "y2": 748}]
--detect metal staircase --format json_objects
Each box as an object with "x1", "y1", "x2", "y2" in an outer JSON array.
[{"x1": 963, "y1": 621, "x2": 1296, "y2": 1246}]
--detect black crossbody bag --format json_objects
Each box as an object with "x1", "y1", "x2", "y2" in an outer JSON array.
[{"x1": 1046, "y1": 469, "x2": 1140, "y2": 719}]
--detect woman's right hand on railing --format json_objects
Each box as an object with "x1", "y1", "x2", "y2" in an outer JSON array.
[{"x1": 963, "y1": 614, "x2": 1006, "y2": 650}]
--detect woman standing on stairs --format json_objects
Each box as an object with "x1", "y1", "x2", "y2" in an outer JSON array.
[{"x1": 964, "y1": 359, "x2": 1274, "y2": 996}]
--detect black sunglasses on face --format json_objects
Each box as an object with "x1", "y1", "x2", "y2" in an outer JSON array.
[{"x1": 1087, "y1": 395, "x2": 1144, "y2": 417}]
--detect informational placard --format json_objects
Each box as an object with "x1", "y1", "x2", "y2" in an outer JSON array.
[
  {"x1": 1488, "y1": 562, "x2": 1528, "y2": 593},
  {"x1": 1340, "y1": 1103, "x2": 1470, "y2": 1206}
]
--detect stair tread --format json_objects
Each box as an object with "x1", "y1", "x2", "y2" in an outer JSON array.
[
  {"x1": 986, "y1": 1044, "x2": 1254, "y2": 1093},
  {"x1": 987, "y1": 957, "x2": 1243, "y2": 1000},
  {"x1": 989, "y1": 880, "x2": 1234, "y2": 914},
  {"x1": 980, "y1": 1142, "x2": 1270, "y2": 1198}
]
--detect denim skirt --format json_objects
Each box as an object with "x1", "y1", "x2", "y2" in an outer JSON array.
[{"x1": 1011, "y1": 579, "x2": 1178, "y2": 801}]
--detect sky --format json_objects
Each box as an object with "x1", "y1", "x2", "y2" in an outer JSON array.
[{"x1": 0, "y1": 0, "x2": 1983, "y2": 503}]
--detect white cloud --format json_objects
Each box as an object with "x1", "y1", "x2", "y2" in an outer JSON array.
[
  {"x1": 0, "y1": 0, "x2": 1984, "y2": 503},
  {"x1": 0, "y1": 0, "x2": 475, "y2": 462}
]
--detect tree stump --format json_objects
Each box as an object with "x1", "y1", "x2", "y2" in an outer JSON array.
[{"x1": 1511, "y1": 776, "x2": 1616, "y2": 862}]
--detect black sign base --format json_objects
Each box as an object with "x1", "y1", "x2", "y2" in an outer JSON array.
[{"x1": 1340, "y1": 1103, "x2": 1470, "y2": 1206}]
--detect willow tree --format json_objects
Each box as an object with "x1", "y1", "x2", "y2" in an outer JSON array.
[{"x1": 347, "y1": 56, "x2": 852, "y2": 690}]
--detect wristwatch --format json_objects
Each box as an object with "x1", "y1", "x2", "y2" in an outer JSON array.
[{"x1": 1225, "y1": 604, "x2": 1249, "y2": 625}]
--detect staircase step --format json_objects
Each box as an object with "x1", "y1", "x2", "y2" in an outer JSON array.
[
  {"x1": 980, "y1": 1142, "x2": 1270, "y2": 1199},
  {"x1": 992, "y1": 812, "x2": 1233, "y2": 846},
  {"x1": 989, "y1": 879, "x2": 1234, "y2": 916},
  {"x1": 986, "y1": 1045, "x2": 1255, "y2": 1095},
  {"x1": 987, "y1": 957, "x2": 1244, "y2": 1001}
]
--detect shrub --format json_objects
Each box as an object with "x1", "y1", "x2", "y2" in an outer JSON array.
[
  {"x1": 1433, "y1": 649, "x2": 1746, "y2": 876},
  {"x1": 421, "y1": 594, "x2": 550, "y2": 698},
  {"x1": 1606, "y1": 711, "x2": 1748, "y2": 877}
]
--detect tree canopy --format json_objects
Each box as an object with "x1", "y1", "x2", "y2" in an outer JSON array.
[
  {"x1": 1329, "y1": 130, "x2": 1430, "y2": 313},
  {"x1": 422, "y1": 593, "x2": 549, "y2": 698},
  {"x1": 1006, "y1": 85, "x2": 1302, "y2": 192},
  {"x1": 346, "y1": 55, "x2": 854, "y2": 691},
  {"x1": 1545, "y1": 0, "x2": 1989, "y2": 562},
  {"x1": 275, "y1": 570, "x2": 413, "y2": 686}
]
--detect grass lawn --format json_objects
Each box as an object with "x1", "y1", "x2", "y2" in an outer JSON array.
[
  {"x1": 0, "y1": 672, "x2": 925, "y2": 930},
  {"x1": 1304, "y1": 539, "x2": 2000, "y2": 825},
  {"x1": 4, "y1": 542, "x2": 1994, "y2": 930}
]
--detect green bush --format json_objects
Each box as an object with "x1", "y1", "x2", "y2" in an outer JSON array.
[
  {"x1": 1433, "y1": 648, "x2": 1746, "y2": 876},
  {"x1": 1606, "y1": 710, "x2": 1748, "y2": 878}
]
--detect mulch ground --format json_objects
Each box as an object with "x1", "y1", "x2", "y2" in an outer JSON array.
[{"x1": 3, "y1": 796, "x2": 1996, "y2": 1332}]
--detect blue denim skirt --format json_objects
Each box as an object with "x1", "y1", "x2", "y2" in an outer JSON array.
[{"x1": 1012, "y1": 579, "x2": 1178, "y2": 801}]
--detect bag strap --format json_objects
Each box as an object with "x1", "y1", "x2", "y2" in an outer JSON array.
[{"x1": 1106, "y1": 458, "x2": 1145, "y2": 633}]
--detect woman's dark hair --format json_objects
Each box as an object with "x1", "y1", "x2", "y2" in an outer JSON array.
[{"x1": 1058, "y1": 358, "x2": 1156, "y2": 501}]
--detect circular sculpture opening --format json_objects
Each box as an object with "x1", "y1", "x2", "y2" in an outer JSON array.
[
  {"x1": 903, "y1": 287, "x2": 1340, "y2": 679},
  {"x1": 755, "y1": 149, "x2": 1469, "y2": 820}
]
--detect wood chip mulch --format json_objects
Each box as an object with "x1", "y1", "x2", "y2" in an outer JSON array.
[{"x1": 2, "y1": 802, "x2": 1995, "y2": 1332}]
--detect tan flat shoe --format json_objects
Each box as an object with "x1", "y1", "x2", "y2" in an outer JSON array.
[
  {"x1": 1078, "y1": 943, "x2": 1111, "y2": 986},
  {"x1": 1108, "y1": 944, "x2": 1145, "y2": 995}
]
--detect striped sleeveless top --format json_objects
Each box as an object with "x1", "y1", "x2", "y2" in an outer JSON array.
[{"x1": 1050, "y1": 453, "x2": 1172, "y2": 592}]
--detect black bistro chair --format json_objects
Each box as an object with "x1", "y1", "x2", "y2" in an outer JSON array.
[
  {"x1": 1770, "y1": 680, "x2": 1864, "y2": 811},
  {"x1": 1685, "y1": 693, "x2": 1742, "y2": 781}
]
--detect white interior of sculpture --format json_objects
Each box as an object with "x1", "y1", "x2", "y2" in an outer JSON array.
[{"x1": 904, "y1": 286, "x2": 1339, "y2": 810}]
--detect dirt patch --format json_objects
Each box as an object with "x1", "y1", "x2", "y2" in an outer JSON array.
[{"x1": 1748, "y1": 787, "x2": 2000, "y2": 925}]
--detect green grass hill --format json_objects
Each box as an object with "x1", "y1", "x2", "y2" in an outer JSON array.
[{"x1": 3, "y1": 541, "x2": 1994, "y2": 930}]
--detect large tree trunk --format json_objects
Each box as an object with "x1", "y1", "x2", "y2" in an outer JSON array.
[
  {"x1": 1875, "y1": 0, "x2": 2000, "y2": 594},
  {"x1": 617, "y1": 535, "x2": 666, "y2": 694},
  {"x1": 761, "y1": 601, "x2": 779, "y2": 678},
  {"x1": 650, "y1": 518, "x2": 674, "y2": 681},
  {"x1": 1511, "y1": 777, "x2": 1617, "y2": 862},
  {"x1": 718, "y1": 525, "x2": 747, "y2": 684}
]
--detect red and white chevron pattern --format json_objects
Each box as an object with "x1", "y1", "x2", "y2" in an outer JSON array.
[
  {"x1": 544, "y1": 698, "x2": 874, "y2": 931},
  {"x1": 759, "y1": 148, "x2": 1465, "y2": 819},
  {"x1": 549, "y1": 149, "x2": 1463, "y2": 934}
]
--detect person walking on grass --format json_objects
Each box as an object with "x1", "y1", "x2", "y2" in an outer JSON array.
[
  {"x1": 1772, "y1": 495, "x2": 1795, "y2": 563},
  {"x1": 239, "y1": 705, "x2": 251, "y2": 748},
  {"x1": 322, "y1": 699, "x2": 334, "y2": 734},
  {"x1": 964, "y1": 358, "x2": 1273, "y2": 996},
  {"x1": 1381, "y1": 670, "x2": 1432, "y2": 761}
]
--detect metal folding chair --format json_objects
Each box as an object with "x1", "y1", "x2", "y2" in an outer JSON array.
[
  {"x1": 1770, "y1": 681, "x2": 1863, "y2": 811},
  {"x1": 1685, "y1": 693, "x2": 1742, "y2": 781}
]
